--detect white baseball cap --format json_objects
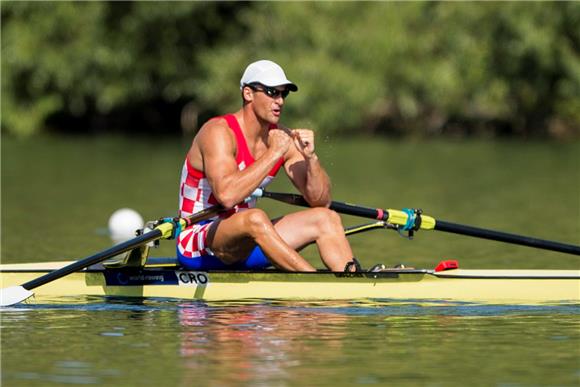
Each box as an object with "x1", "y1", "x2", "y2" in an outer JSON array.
[{"x1": 240, "y1": 60, "x2": 298, "y2": 92}]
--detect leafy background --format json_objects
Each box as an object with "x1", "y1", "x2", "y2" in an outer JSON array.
[{"x1": 2, "y1": 2, "x2": 579, "y2": 139}]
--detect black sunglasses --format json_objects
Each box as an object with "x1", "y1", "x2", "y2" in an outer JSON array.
[{"x1": 246, "y1": 83, "x2": 290, "y2": 99}]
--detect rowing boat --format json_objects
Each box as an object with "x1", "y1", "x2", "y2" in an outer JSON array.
[
  {"x1": 2, "y1": 191, "x2": 579, "y2": 307},
  {"x1": 1, "y1": 259, "x2": 578, "y2": 304}
]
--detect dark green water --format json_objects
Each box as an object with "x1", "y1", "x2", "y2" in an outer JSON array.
[
  {"x1": 1, "y1": 299, "x2": 579, "y2": 386},
  {"x1": 2, "y1": 135, "x2": 578, "y2": 268},
  {"x1": 2, "y1": 136, "x2": 580, "y2": 385}
]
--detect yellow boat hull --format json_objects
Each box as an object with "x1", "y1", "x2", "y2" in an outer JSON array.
[{"x1": 1, "y1": 261, "x2": 579, "y2": 305}]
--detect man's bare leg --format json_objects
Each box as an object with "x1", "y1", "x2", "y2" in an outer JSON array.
[
  {"x1": 207, "y1": 208, "x2": 316, "y2": 271},
  {"x1": 272, "y1": 207, "x2": 354, "y2": 271}
]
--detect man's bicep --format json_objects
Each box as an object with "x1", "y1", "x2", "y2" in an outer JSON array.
[{"x1": 198, "y1": 126, "x2": 239, "y2": 185}]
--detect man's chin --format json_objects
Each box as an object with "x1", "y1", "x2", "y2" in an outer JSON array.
[
  {"x1": 268, "y1": 114, "x2": 281, "y2": 125},
  {"x1": 257, "y1": 112, "x2": 280, "y2": 126}
]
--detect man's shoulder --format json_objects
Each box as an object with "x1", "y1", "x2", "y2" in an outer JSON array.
[
  {"x1": 196, "y1": 116, "x2": 236, "y2": 149},
  {"x1": 197, "y1": 116, "x2": 232, "y2": 137},
  {"x1": 201, "y1": 115, "x2": 229, "y2": 130}
]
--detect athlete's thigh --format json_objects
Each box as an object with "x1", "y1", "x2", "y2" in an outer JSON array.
[
  {"x1": 206, "y1": 213, "x2": 256, "y2": 264},
  {"x1": 273, "y1": 208, "x2": 330, "y2": 250}
]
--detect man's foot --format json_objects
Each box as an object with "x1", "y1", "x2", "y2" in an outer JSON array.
[
  {"x1": 344, "y1": 259, "x2": 389, "y2": 272},
  {"x1": 344, "y1": 258, "x2": 363, "y2": 272}
]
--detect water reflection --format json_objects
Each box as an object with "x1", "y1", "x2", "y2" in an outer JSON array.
[
  {"x1": 177, "y1": 302, "x2": 351, "y2": 386},
  {"x1": 1, "y1": 298, "x2": 578, "y2": 386}
]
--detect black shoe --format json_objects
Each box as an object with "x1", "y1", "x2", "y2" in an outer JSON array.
[
  {"x1": 344, "y1": 259, "x2": 388, "y2": 273},
  {"x1": 344, "y1": 258, "x2": 363, "y2": 272}
]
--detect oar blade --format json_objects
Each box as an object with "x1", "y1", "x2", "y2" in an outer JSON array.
[{"x1": 0, "y1": 286, "x2": 34, "y2": 307}]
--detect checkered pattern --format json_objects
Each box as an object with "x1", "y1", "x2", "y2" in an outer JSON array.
[
  {"x1": 177, "y1": 114, "x2": 284, "y2": 259},
  {"x1": 177, "y1": 222, "x2": 214, "y2": 258}
]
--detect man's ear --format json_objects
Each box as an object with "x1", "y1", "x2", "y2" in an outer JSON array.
[{"x1": 242, "y1": 86, "x2": 254, "y2": 103}]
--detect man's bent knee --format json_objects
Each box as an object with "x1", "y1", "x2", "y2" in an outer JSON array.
[
  {"x1": 242, "y1": 208, "x2": 274, "y2": 236},
  {"x1": 310, "y1": 207, "x2": 343, "y2": 230}
]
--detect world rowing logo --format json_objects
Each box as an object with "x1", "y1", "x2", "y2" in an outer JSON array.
[{"x1": 104, "y1": 270, "x2": 180, "y2": 286}]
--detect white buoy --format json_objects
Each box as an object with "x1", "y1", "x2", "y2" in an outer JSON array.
[{"x1": 108, "y1": 208, "x2": 144, "y2": 244}]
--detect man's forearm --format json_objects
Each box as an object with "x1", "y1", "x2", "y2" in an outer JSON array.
[
  {"x1": 211, "y1": 148, "x2": 283, "y2": 208},
  {"x1": 303, "y1": 154, "x2": 332, "y2": 207}
]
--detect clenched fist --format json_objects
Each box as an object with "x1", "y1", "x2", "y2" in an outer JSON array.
[
  {"x1": 292, "y1": 129, "x2": 316, "y2": 159},
  {"x1": 268, "y1": 128, "x2": 292, "y2": 157}
]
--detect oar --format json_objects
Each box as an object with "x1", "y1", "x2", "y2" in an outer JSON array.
[
  {"x1": 343, "y1": 221, "x2": 394, "y2": 236},
  {"x1": 0, "y1": 205, "x2": 223, "y2": 307},
  {"x1": 254, "y1": 189, "x2": 580, "y2": 256}
]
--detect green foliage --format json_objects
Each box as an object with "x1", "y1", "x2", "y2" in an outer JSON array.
[
  {"x1": 1, "y1": 1, "x2": 247, "y2": 136},
  {"x1": 2, "y1": 2, "x2": 579, "y2": 138},
  {"x1": 197, "y1": 2, "x2": 580, "y2": 138}
]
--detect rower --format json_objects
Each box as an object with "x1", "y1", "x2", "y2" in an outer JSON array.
[{"x1": 175, "y1": 60, "x2": 369, "y2": 273}]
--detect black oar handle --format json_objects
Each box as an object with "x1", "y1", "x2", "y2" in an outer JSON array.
[
  {"x1": 21, "y1": 204, "x2": 224, "y2": 292},
  {"x1": 259, "y1": 190, "x2": 580, "y2": 256},
  {"x1": 22, "y1": 230, "x2": 162, "y2": 290},
  {"x1": 260, "y1": 191, "x2": 387, "y2": 220},
  {"x1": 435, "y1": 220, "x2": 580, "y2": 256}
]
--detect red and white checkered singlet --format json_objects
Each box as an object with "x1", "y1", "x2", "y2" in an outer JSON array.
[{"x1": 178, "y1": 114, "x2": 284, "y2": 219}]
